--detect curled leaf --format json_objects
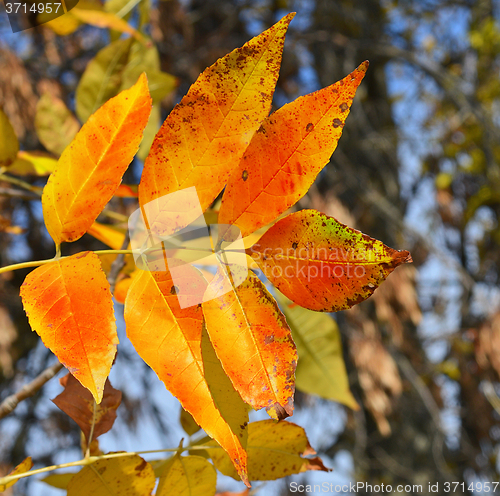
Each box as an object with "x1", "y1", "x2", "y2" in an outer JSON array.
[{"x1": 52, "y1": 373, "x2": 122, "y2": 442}]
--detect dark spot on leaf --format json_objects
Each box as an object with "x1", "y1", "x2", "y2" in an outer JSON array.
[
  {"x1": 170, "y1": 285, "x2": 178, "y2": 295},
  {"x1": 340, "y1": 102, "x2": 349, "y2": 112},
  {"x1": 332, "y1": 118, "x2": 342, "y2": 128},
  {"x1": 135, "y1": 460, "x2": 147, "y2": 472},
  {"x1": 306, "y1": 122, "x2": 314, "y2": 132},
  {"x1": 242, "y1": 170, "x2": 249, "y2": 181},
  {"x1": 292, "y1": 242, "x2": 298, "y2": 249}
]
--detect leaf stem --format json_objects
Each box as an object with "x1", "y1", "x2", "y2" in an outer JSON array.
[{"x1": 0, "y1": 445, "x2": 220, "y2": 486}]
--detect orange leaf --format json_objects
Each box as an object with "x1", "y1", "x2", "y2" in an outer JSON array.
[
  {"x1": 218, "y1": 61, "x2": 368, "y2": 238},
  {"x1": 42, "y1": 73, "x2": 152, "y2": 245},
  {"x1": 124, "y1": 262, "x2": 250, "y2": 486},
  {"x1": 86, "y1": 221, "x2": 126, "y2": 250},
  {"x1": 20, "y1": 252, "x2": 118, "y2": 402},
  {"x1": 203, "y1": 269, "x2": 297, "y2": 420},
  {"x1": 52, "y1": 373, "x2": 122, "y2": 442},
  {"x1": 248, "y1": 209, "x2": 412, "y2": 312},
  {"x1": 139, "y1": 13, "x2": 295, "y2": 217},
  {"x1": 114, "y1": 184, "x2": 138, "y2": 197}
]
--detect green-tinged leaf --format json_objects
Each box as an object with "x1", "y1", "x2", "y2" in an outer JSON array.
[
  {"x1": 0, "y1": 108, "x2": 19, "y2": 167},
  {"x1": 76, "y1": 37, "x2": 134, "y2": 123},
  {"x1": 120, "y1": 41, "x2": 177, "y2": 104},
  {"x1": 247, "y1": 209, "x2": 412, "y2": 311},
  {"x1": 41, "y1": 472, "x2": 77, "y2": 490},
  {"x1": 275, "y1": 292, "x2": 358, "y2": 409},
  {"x1": 35, "y1": 93, "x2": 80, "y2": 156},
  {"x1": 0, "y1": 457, "x2": 32, "y2": 492},
  {"x1": 8, "y1": 151, "x2": 58, "y2": 176},
  {"x1": 156, "y1": 454, "x2": 216, "y2": 496},
  {"x1": 138, "y1": 103, "x2": 161, "y2": 161},
  {"x1": 180, "y1": 407, "x2": 201, "y2": 436},
  {"x1": 208, "y1": 420, "x2": 329, "y2": 481},
  {"x1": 66, "y1": 454, "x2": 155, "y2": 496}
]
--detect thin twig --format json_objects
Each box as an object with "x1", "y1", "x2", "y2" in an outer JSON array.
[
  {"x1": 107, "y1": 230, "x2": 131, "y2": 293},
  {"x1": 0, "y1": 362, "x2": 64, "y2": 419}
]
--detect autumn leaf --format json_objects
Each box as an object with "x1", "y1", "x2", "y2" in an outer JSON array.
[
  {"x1": 8, "y1": 151, "x2": 58, "y2": 176},
  {"x1": 70, "y1": 8, "x2": 144, "y2": 42},
  {"x1": 52, "y1": 373, "x2": 122, "y2": 442},
  {"x1": 41, "y1": 472, "x2": 76, "y2": 490},
  {"x1": 42, "y1": 73, "x2": 152, "y2": 245},
  {"x1": 139, "y1": 13, "x2": 295, "y2": 219},
  {"x1": 76, "y1": 37, "x2": 134, "y2": 123},
  {"x1": 203, "y1": 269, "x2": 297, "y2": 420},
  {"x1": 87, "y1": 221, "x2": 126, "y2": 250},
  {"x1": 180, "y1": 407, "x2": 201, "y2": 436},
  {"x1": 218, "y1": 61, "x2": 368, "y2": 238},
  {"x1": 0, "y1": 457, "x2": 32, "y2": 492},
  {"x1": 124, "y1": 262, "x2": 250, "y2": 486},
  {"x1": 156, "y1": 454, "x2": 216, "y2": 496},
  {"x1": 0, "y1": 108, "x2": 19, "y2": 167},
  {"x1": 35, "y1": 93, "x2": 80, "y2": 156},
  {"x1": 208, "y1": 420, "x2": 329, "y2": 481},
  {"x1": 248, "y1": 209, "x2": 412, "y2": 312},
  {"x1": 275, "y1": 292, "x2": 358, "y2": 409},
  {"x1": 20, "y1": 252, "x2": 118, "y2": 402},
  {"x1": 66, "y1": 454, "x2": 155, "y2": 496}
]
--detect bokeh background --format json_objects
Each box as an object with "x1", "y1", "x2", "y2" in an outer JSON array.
[{"x1": 1, "y1": 0, "x2": 500, "y2": 494}]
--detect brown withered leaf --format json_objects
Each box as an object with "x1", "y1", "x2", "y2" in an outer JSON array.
[
  {"x1": 52, "y1": 373, "x2": 122, "y2": 441},
  {"x1": 476, "y1": 312, "x2": 500, "y2": 378},
  {"x1": 349, "y1": 324, "x2": 402, "y2": 437}
]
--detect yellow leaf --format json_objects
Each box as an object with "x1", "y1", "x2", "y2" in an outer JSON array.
[
  {"x1": 275, "y1": 292, "x2": 358, "y2": 409},
  {"x1": 0, "y1": 108, "x2": 19, "y2": 167},
  {"x1": 41, "y1": 472, "x2": 76, "y2": 489},
  {"x1": 70, "y1": 8, "x2": 144, "y2": 42},
  {"x1": 156, "y1": 454, "x2": 216, "y2": 496},
  {"x1": 8, "y1": 151, "x2": 58, "y2": 176},
  {"x1": 0, "y1": 457, "x2": 32, "y2": 492},
  {"x1": 208, "y1": 420, "x2": 330, "y2": 481},
  {"x1": 42, "y1": 73, "x2": 152, "y2": 245},
  {"x1": 20, "y1": 252, "x2": 118, "y2": 402},
  {"x1": 66, "y1": 454, "x2": 155, "y2": 496},
  {"x1": 139, "y1": 13, "x2": 295, "y2": 215}
]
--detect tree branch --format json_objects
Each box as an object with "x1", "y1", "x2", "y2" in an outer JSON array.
[{"x1": 0, "y1": 362, "x2": 64, "y2": 419}]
